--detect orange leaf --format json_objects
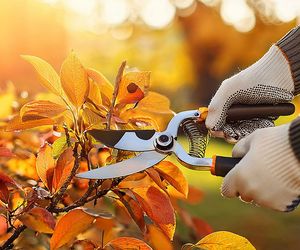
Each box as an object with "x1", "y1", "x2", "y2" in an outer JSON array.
[
  {"x1": 0, "y1": 183, "x2": 9, "y2": 204},
  {"x1": 132, "y1": 186, "x2": 175, "y2": 240},
  {"x1": 72, "y1": 240, "x2": 97, "y2": 250},
  {"x1": 60, "y1": 52, "x2": 89, "y2": 108},
  {"x1": 0, "y1": 172, "x2": 20, "y2": 203},
  {"x1": 186, "y1": 186, "x2": 204, "y2": 205},
  {"x1": 5, "y1": 115, "x2": 54, "y2": 132},
  {"x1": 104, "y1": 237, "x2": 152, "y2": 250},
  {"x1": 20, "y1": 100, "x2": 67, "y2": 122},
  {"x1": 116, "y1": 191, "x2": 146, "y2": 233},
  {"x1": 118, "y1": 172, "x2": 152, "y2": 189},
  {"x1": 50, "y1": 208, "x2": 95, "y2": 250},
  {"x1": 21, "y1": 55, "x2": 63, "y2": 96},
  {"x1": 36, "y1": 144, "x2": 56, "y2": 191},
  {"x1": 0, "y1": 215, "x2": 7, "y2": 236},
  {"x1": 154, "y1": 161, "x2": 188, "y2": 197},
  {"x1": 147, "y1": 224, "x2": 173, "y2": 250},
  {"x1": 18, "y1": 207, "x2": 56, "y2": 234},
  {"x1": 117, "y1": 71, "x2": 150, "y2": 105},
  {"x1": 52, "y1": 148, "x2": 74, "y2": 192},
  {"x1": 146, "y1": 168, "x2": 166, "y2": 191}
]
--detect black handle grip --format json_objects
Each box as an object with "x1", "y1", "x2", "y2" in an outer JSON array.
[
  {"x1": 226, "y1": 103, "x2": 295, "y2": 122},
  {"x1": 211, "y1": 156, "x2": 241, "y2": 177}
]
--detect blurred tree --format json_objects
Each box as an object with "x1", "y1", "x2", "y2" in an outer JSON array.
[{"x1": 0, "y1": 0, "x2": 67, "y2": 93}]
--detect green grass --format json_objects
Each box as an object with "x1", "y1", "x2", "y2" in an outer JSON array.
[{"x1": 174, "y1": 138, "x2": 300, "y2": 250}]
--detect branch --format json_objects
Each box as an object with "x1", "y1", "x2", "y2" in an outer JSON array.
[{"x1": 106, "y1": 61, "x2": 126, "y2": 130}]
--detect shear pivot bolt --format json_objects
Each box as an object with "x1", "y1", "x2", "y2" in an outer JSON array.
[
  {"x1": 156, "y1": 134, "x2": 173, "y2": 151},
  {"x1": 159, "y1": 135, "x2": 169, "y2": 143}
]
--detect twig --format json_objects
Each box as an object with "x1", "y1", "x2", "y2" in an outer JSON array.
[
  {"x1": 1, "y1": 225, "x2": 26, "y2": 250},
  {"x1": 106, "y1": 61, "x2": 126, "y2": 130}
]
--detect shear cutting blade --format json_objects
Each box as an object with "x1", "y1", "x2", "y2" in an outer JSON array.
[
  {"x1": 76, "y1": 151, "x2": 167, "y2": 179},
  {"x1": 88, "y1": 129, "x2": 157, "y2": 151}
]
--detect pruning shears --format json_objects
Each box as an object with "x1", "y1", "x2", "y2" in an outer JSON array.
[{"x1": 76, "y1": 103, "x2": 295, "y2": 179}]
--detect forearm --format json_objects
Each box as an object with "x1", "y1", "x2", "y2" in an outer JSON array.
[{"x1": 276, "y1": 26, "x2": 300, "y2": 95}]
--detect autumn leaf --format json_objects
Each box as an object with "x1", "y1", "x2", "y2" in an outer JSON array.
[
  {"x1": 52, "y1": 147, "x2": 74, "y2": 192},
  {"x1": 72, "y1": 240, "x2": 98, "y2": 250},
  {"x1": 86, "y1": 68, "x2": 113, "y2": 106},
  {"x1": 50, "y1": 208, "x2": 96, "y2": 250},
  {"x1": 18, "y1": 207, "x2": 56, "y2": 234},
  {"x1": 60, "y1": 52, "x2": 89, "y2": 108},
  {"x1": 52, "y1": 136, "x2": 69, "y2": 159},
  {"x1": 5, "y1": 115, "x2": 54, "y2": 132},
  {"x1": 132, "y1": 185, "x2": 175, "y2": 240},
  {"x1": 20, "y1": 100, "x2": 67, "y2": 122},
  {"x1": 154, "y1": 161, "x2": 188, "y2": 197},
  {"x1": 36, "y1": 144, "x2": 56, "y2": 191},
  {"x1": 87, "y1": 79, "x2": 102, "y2": 107},
  {"x1": 82, "y1": 108, "x2": 106, "y2": 129},
  {"x1": 0, "y1": 172, "x2": 20, "y2": 203},
  {"x1": 182, "y1": 231, "x2": 256, "y2": 250},
  {"x1": 21, "y1": 55, "x2": 63, "y2": 96},
  {"x1": 0, "y1": 147, "x2": 14, "y2": 158},
  {"x1": 147, "y1": 224, "x2": 173, "y2": 250},
  {"x1": 117, "y1": 71, "x2": 150, "y2": 105},
  {"x1": 104, "y1": 237, "x2": 152, "y2": 250}
]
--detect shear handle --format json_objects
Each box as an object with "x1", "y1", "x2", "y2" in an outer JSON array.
[
  {"x1": 211, "y1": 156, "x2": 241, "y2": 177},
  {"x1": 226, "y1": 103, "x2": 295, "y2": 122}
]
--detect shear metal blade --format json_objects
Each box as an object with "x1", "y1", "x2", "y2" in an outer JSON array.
[
  {"x1": 76, "y1": 151, "x2": 167, "y2": 179},
  {"x1": 88, "y1": 129, "x2": 158, "y2": 151}
]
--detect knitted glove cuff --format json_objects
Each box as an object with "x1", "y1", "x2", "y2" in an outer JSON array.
[
  {"x1": 276, "y1": 26, "x2": 300, "y2": 95},
  {"x1": 289, "y1": 117, "x2": 300, "y2": 162}
]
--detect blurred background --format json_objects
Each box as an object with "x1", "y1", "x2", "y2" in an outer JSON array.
[{"x1": 0, "y1": 0, "x2": 300, "y2": 249}]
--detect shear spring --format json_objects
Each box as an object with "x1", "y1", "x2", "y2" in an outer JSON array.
[{"x1": 182, "y1": 119, "x2": 208, "y2": 158}]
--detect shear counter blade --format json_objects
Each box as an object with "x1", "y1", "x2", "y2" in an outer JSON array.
[
  {"x1": 76, "y1": 151, "x2": 167, "y2": 179},
  {"x1": 88, "y1": 129, "x2": 157, "y2": 151}
]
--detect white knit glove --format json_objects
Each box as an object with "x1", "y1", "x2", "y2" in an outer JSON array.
[
  {"x1": 206, "y1": 45, "x2": 294, "y2": 142},
  {"x1": 221, "y1": 124, "x2": 300, "y2": 212}
]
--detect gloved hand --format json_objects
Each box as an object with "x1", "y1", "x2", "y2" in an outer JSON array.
[
  {"x1": 206, "y1": 45, "x2": 294, "y2": 142},
  {"x1": 221, "y1": 124, "x2": 300, "y2": 212}
]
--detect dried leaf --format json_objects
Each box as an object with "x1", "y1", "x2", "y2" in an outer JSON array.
[
  {"x1": 18, "y1": 207, "x2": 56, "y2": 234},
  {"x1": 52, "y1": 148, "x2": 74, "y2": 192},
  {"x1": 60, "y1": 52, "x2": 89, "y2": 108},
  {"x1": 36, "y1": 144, "x2": 55, "y2": 191},
  {"x1": 154, "y1": 161, "x2": 188, "y2": 197},
  {"x1": 104, "y1": 237, "x2": 152, "y2": 250},
  {"x1": 5, "y1": 115, "x2": 54, "y2": 132},
  {"x1": 147, "y1": 224, "x2": 173, "y2": 250},
  {"x1": 21, "y1": 55, "x2": 63, "y2": 96},
  {"x1": 184, "y1": 231, "x2": 256, "y2": 250},
  {"x1": 20, "y1": 100, "x2": 67, "y2": 121},
  {"x1": 50, "y1": 208, "x2": 95, "y2": 250}
]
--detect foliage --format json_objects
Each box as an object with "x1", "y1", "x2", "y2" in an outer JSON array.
[{"x1": 0, "y1": 53, "x2": 254, "y2": 249}]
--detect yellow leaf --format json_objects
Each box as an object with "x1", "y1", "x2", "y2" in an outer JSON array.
[
  {"x1": 87, "y1": 79, "x2": 102, "y2": 107},
  {"x1": 52, "y1": 136, "x2": 68, "y2": 159},
  {"x1": 82, "y1": 108, "x2": 106, "y2": 129},
  {"x1": 20, "y1": 100, "x2": 67, "y2": 121},
  {"x1": 86, "y1": 68, "x2": 113, "y2": 106},
  {"x1": 21, "y1": 55, "x2": 63, "y2": 96},
  {"x1": 154, "y1": 161, "x2": 188, "y2": 197},
  {"x1": 0, "y1": 82, "x2": 15, "y2": 119},
  {"x1": 18, "y1": 207, "x2": 56, "y2": 234},
  {"x1": 5, "y1": 115, "x2": 54, "y2": 132},
  {"x1": 50, "y1": 208, "x2": 95, "y2": 250},
  {"x1": 120, "y1": 91, "x2": 174, "y2": 131},
  {"x1": 60, "y1": 52, "x2": 89, "y2": 108},
  {"x1": 189, "y1": 231, "x2": 256, "y2": 250},
  {"x1": 147, "y1": 224, "x2": 173, "y2": 250},
  {"x1": 36, "y1": 144, "x2": 55, "y2": 191}
]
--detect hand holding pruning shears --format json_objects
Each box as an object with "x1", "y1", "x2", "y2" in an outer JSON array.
[{"x1": 78, "y1": 26, "x2": 300, "y2": 212}]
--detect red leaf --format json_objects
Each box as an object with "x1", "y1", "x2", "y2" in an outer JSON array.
[{"x1": 0, "y1": 147, "x2": 14, "y2": 158}]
